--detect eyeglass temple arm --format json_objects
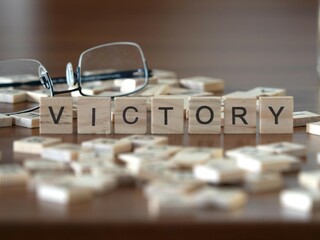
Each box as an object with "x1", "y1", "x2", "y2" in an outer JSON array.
[
  {"x1": 0, "y1": 69, "x2": 153, "y2": 88},
  {"x1": 75, "y1": 68, "x2": 153, "y2": 83}
]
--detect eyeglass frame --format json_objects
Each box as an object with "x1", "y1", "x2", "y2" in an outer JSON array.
[{"x1": 0, "y1": 42, "x2": 151, "y2": 115}]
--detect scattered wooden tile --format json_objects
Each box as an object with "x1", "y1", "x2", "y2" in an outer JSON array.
[
  {"x1": 244, "y1": 172, "x2": 283, "y2": 193},
  {"x1": 259, "y1": 96, "x2": 293, "y2": 134},
  {"x1": 245, "y1": 87, "x2": 286, "y2": 98},
  {"x1": 188, "y1": 96, "x2": 221, "y2": 134},
  {"x1": 41, "y1": 143, "x2": 82, "y2": 162},
  {"x1": 193, "y1": 187, "x2": 247, "y2": 210},
  {"x1": 81, "y1": 138, "x2": 132, "y2": 156},
  {"x1": 293, "y1": 111, "x2": 320, "y2": 127},
  {"x1": 11, "y1": 112, "x2": 40, "y2": 128},
  {"x1": 257, "y1": 141, "x2": 306, "y2": 157},
  {"x1": 135, "y1": 84, "x2": 170, "y2": 97},
  {"x1": 0, "y1": 164, "x2": 29, "y2": 186},
  {"x1": 13, "y1": 136, "x2": 62, "y2": 154},
  {"x1": 280, "y1": 188, "x2": 320, "y2": 212},
  {"x1": 151, "y1": 97, "x2": 184, "y2": 134},
  {"x1": 114, "y1": 97, "x2": 147, "y2": 134},
  {"x1": 0, "y1": 88, "x2": 27, "y2": 103},
  {"x1": 224, "y1": 97, "x2": 257, "y2": 134},
  {"x1": 36, "y1": 179, "x2": 93, "y2": 205},
  {"x1": 77, "y1": 97, "x2": 111, "y2": 134},
  {"x1": 307, "y1": 121, "x2": 320, "y2": 136},
  {"x1": 121, "y1": 135, "x2": 168, "y2": 147},
  {"x1": 0, "y1": 113, "x2": 12, "y2": 127},
  {"x1": 40, "y1": 97, "x2": 73, "y2": 134},
  {"x1": 193, "y1": 159, "x2": 245, "y2": 184},
  {"x1": 180, "y1": 76, "x2": 224, "y2": 92},
  {"x1": 298, "y1": 170, "x2": 320, "y2": 191},
  {"x1": 23, "y1": 159, "x2": 70, "y2": 172},
  {"x1": 234, "y1": 151, "x2": 296, "y2": 173},
  {"x1": 152, "y1": 69, "x2": 177, "y2": 79},
  {"x1": 134, "y1": 145, "x2": 182, "y2": 158},
  {"x1": 27, "y1": 89, "x2": 51, "y2": 103},
  {"x1": 169, "y1": 147, "x2": 223, "y2": 169}
]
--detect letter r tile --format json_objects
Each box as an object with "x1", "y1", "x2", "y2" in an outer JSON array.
[
  {"x1": 40, "y1": 97, "x2": 73, "y2": 134},
  {"x1": 224, "y1": 97, "x2": 256, "y2": 134},
  {"x1": 151, "y1": 97, "x2": 184, "y2": 134},
  {"x1": 259, "y1": 96, "x2": 293, "y2": 134}
]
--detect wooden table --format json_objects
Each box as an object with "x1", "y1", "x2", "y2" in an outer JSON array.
[{"x1": 1, "y1": 0, "x2": 320, "y2": 239}]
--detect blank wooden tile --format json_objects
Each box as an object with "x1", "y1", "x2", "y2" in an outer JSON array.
[
  {"x1": 11, "y1": 112, "x2": 40, "y2": 128},
  {"x1": 0, "y1": 113, "x2": 12, "y2": 127},
  {"x1": 180, "y1": 76, "x2": 224, "y2": 92},
  {"x1": 259, "y1": 96, "x2": 293, "y2": 134},
  {"x1": 152, "y1": 69, "x2": 177, "y2": 79},
  {"x1": 293, "y1": 111, "x2": 320, "y2": 127},
  {"x1": 307, "y1": 121, "x2": 320, "y2": 136},
  {"x1": 114, "y1": 97, "x2": 147, "y2": 134},
  {"x1": 42, "y1": 143, "x2": 82, "y2": 162},
  {"x1": 13, "y1": 136, "x2": 62, "y2": 154},
  {"x1": 188, "y1": 96, "x2": 221, "y2": 134},
  {"x1": 151, "y1": 97, "x2": 184, "y2": 134},
  {"x1": 27, "y1": 89, "x2": 51, "y2": 103},
  {"x1": 40, "y1": 97, "x2": 73, "y2": 134},
  {"x1": 0, "y1": 88, "x2": 27, "y2": 103},
  {"x1": 0, "y1": 164, "x2": 29, "y2": 186},
  {"x1": 224, "y1": 97, "x2": 256, "y2": 134},
  {"x1": 77, "y1": 97, "x2": 111, "y2": 134}
]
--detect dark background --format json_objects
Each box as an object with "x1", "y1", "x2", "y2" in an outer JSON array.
[{"x1": 0, "y1": 0, "x2": 317, "y2": 90}]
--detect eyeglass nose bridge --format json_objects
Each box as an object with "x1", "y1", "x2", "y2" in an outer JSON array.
[{"x1": 38, "y1": 65, "x2": 51, "y2": 89}]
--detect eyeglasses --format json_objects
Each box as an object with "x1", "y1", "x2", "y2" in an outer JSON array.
[{"x1": 0, "y1": 42, "x2": 151, "y2": 115}]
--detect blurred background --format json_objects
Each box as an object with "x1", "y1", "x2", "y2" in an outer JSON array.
[{"x1": 0, "y1": 0, "x2": 317, "y2": 90}]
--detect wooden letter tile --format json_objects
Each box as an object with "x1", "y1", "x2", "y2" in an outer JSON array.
[
  {"x1": 40, "y1": 97, "x2": 73, "y2": 134},
  {"x1": 77, "y1": 97, "x2": 111, "y2": 134},
  {"x1": 151, "y1": 97, "x2": 184, "y2": 134},
  {"x1": 114, "y1": 97, "x2": 147, "y2": 134},
  {"x1": 259, "y1": 96, "x2": 293, "y2": 134},
  {"x1": 121, "y1": 135, "x2": 169, "y2": 147},
  {"x1": 42, "y1": 143, "x2": 81, "y2": 162},
  {"x1": 188, "y1": 96, "x2": 221, "y2": 134},
  {"x1": 224, "y1": 98, "x2": 256, "y2": 134}
]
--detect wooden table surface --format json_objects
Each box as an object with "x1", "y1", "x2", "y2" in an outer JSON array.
[{"x1": 1, "y1": 0, "x2": 320, "y2": 239}]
